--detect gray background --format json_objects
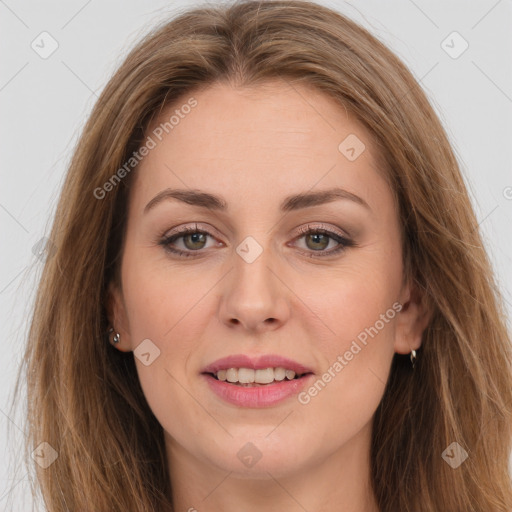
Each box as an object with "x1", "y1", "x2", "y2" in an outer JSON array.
[{"x1": 1, "y1": 0, "x2": 511, "y2": 509}]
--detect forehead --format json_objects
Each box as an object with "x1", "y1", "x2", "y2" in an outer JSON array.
[
  {"x1": 145, "y1": 79, "x2": 372, "y2": 157},
  {"x1": 131, "y1": 79, "x2": 388, "y2": 213}
]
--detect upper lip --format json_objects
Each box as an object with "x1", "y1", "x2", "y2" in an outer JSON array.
[{"x1": 201, "y1": 354, "x2": 314, "y2": 375}]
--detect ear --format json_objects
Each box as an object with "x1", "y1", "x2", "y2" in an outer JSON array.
[
  {"x1": 394, "y1": 279, "x2": 432, "y2": 355},
  {"x1": 105, "y1": 280, "x2": 132, "y2": 353}
]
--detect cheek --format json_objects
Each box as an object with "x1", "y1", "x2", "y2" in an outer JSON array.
[
  {"x1": 121, "y1": 246, "x2": 210, "y2": 343},
  {"x1": 294, "y1": 255, "x2": 400, "y2": 420},
  {"x1": 120, "y1": 265, "x2": 211, "y2": 446},
  {"x1": 299, "y1": 252, "x2": 401, "y2": 353},
  {"x1": 295, "y1": 296, "x2": 397, "y2": 453},
  {"x1": 119, "y1": 251, "x2": 214, "y2": 415}
]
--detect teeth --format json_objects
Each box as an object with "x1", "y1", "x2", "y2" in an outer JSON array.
[
  {"x1": 254, "y1": 368, "x2": 274, "y2": 384},
  {"x1": 238, "y1": 368, "x2": 255, "y2": 383},
  {"x1": 274, "y1": 367, "x2": 286, "y2": 381},
  {"x1": 226, "y1": 368, "x2": 238, "y2": 383},
  {"x1": 285, "y1": 369, "x2": 296, "y2": 380},
  {"x1": 213, "y1": 367, "x2": 299, "y2": 384}
]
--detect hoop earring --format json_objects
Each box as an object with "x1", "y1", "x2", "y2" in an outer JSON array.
[{"x1": 410, "y1": 349, "x2": 417, "y2": 369}]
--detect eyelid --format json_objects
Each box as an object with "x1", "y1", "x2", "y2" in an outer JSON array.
[
  {"x1": 294, "y1": 222, "x2": 349, "y2": 239},
  {"x1": 162, "y1": 222, "x2": 222, "y2": 239},
  {"x1": 163, "y1": 221, "x2": 349, "y2": 240}
]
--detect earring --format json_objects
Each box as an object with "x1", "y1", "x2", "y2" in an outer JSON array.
[
  {"x1": 410, "y1": 349, "x2": 417, "y2": 369},
  {"x1": 107, "y1": 326, "x2": 120, "y2": 345}
]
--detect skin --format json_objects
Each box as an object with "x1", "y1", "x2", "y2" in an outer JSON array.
[{"x1": 107, "y1": 79, "x2": 429, "y2": 512}]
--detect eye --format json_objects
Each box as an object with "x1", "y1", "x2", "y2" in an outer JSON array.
[
  {"x1": 292, "y1": 224, "x2": 354, "y2": 257},
  {"x1": 159, "y1": 224, "x2": 219, "y2": 257},
  {"x1": 158, "y1": 223, "x2": 355, "y2": 258}
]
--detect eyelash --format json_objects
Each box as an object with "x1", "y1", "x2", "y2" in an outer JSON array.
[{"x1": 158, "y1": 223, "x2": 355, "y2": 259}]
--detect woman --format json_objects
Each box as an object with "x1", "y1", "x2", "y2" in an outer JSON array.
[{"x1": 16, "y1": 0, "x2": 512, "y2": 510}]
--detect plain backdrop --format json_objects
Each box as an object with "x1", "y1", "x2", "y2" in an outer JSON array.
[{"x1": 1, "y1": 0, "x2": 511, "y2": 509}]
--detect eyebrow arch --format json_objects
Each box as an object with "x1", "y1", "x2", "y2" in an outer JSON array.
[{"x1": 143, "y1": 187, "x2": 371, "y2": 214}]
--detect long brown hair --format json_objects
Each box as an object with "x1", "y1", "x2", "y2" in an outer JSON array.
[{"x1": 11, "y1": 0, "x2": 512, "y2": 510}]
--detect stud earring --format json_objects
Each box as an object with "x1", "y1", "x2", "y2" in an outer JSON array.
[{"x1": 107, "y1": 326, "x2": 120, "y2": 345}]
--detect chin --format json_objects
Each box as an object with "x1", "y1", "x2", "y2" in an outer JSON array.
[{"x1": 201, "y1": 431, "x2": 315, "y2": 479}]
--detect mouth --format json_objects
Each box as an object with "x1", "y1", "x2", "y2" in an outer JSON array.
[
  {"x1": 201, "y1": 360, "x2": 315, "y2": 407},
  {"x1": 200, "y1": 354, "x2": 315, "y2": 407},
  {"x1": 204, "y1": 367, "x2": 313, "y2": 387}
]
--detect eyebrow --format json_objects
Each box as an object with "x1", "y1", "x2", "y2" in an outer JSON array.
[{"x1": 143, "y1": 187, "x2": 371, "y2": 214}]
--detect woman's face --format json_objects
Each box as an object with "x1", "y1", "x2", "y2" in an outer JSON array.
[{"x1": 108, "y1": 80, "x2": 424, "y2": 482}]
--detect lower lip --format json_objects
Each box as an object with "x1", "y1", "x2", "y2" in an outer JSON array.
[{"x1": 202, "y1": 373, "x2": 314, "y2": 407}]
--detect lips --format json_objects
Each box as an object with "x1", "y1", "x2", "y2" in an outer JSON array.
[
  {"x1": 201, "y1": 354, "x2": 314, "y2": 375},
  {"x1": 201, "y1": 354, "x2": 314, "y2": 407}
]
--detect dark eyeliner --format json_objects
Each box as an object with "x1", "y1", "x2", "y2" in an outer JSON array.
[
  {"x1": 294, "y1": 225, "x2": 355, "y2": 258},
  {"x1": 158, "y1": 226, "x2": 212, "y2": 258},
  {"x1": 158, "y1": 224, "x2": 355, "y2": 258}
]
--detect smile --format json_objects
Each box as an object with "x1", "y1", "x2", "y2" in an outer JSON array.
[{"x1": 211, "y1": 366, "x2": 305, "y2": 385}]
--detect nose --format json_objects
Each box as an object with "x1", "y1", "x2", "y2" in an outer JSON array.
[{"x1": 218, "y1": 243, "x2": 291, "y2": 333}]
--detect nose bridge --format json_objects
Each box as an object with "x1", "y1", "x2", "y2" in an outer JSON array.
[
  {"x1": 232, "y1": 236, "x2": 276, "y2": 302},
  {"x1": 219, "y1": 234, "x2": 289, "y2": 330}
]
